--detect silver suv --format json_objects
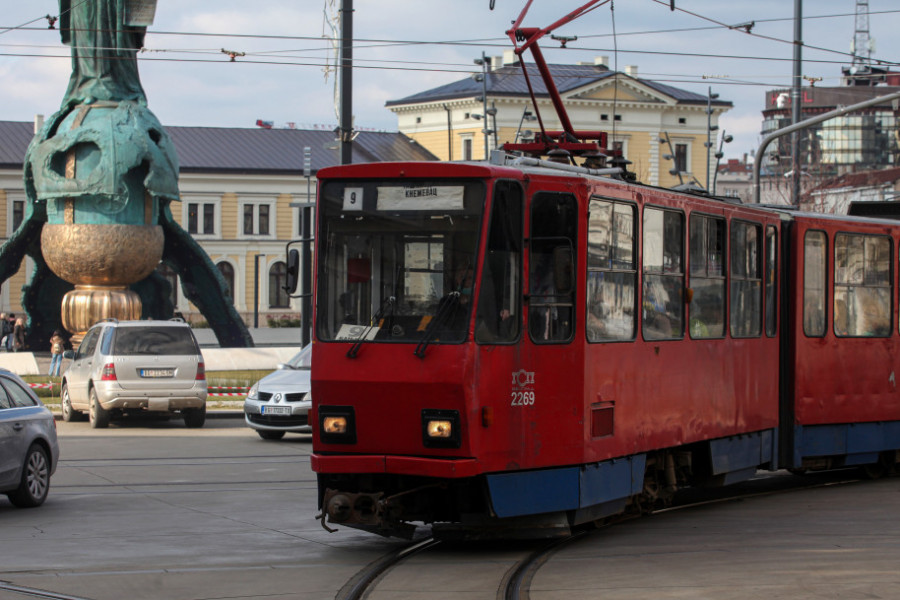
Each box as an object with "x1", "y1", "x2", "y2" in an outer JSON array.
[{"x1": 61, "y1": 319, "x2": 208, "y2": 428}]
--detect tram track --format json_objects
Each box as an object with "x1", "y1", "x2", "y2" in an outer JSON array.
[
  {"x1": 0, "y1": 581, "x2": 92, "y2": 600},
  {"x1": 334, "y1": 470, "x2": 872, "y2": 600}
]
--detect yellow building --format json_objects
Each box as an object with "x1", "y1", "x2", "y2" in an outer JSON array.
[
  {"x1": 386, "y1": 51, "x2": 731, "y2": 189},
  {"x1": 0, "y1": 120, "x2": 437, "y2": 331}
]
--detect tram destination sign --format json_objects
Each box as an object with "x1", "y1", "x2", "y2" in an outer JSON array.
[{"x1": 377, "y1": 186, "x2": 465, "y2": 211}]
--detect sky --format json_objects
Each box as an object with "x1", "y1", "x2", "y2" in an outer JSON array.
[{"x1": 2, "y1": 0, "x2": 900, "y2": 163}]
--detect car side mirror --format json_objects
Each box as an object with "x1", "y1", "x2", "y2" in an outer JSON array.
[{"x1": 63, "y1": 350, "x2": 75, "y2": 359}]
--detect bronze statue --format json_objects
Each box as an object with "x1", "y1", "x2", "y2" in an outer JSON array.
[{"x1": 0, "y1": 0, "x2": 253, "y2": 347}]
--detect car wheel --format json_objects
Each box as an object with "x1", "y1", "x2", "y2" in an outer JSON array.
[
  {"x1": 257, "y1": 430, "x2": 286, "y2": 441},
  {"x1": 183, "y1": 404, "x2": 206, "y2": 428},
  {"x1": 7, "y1": 444, "x2": 51, "y2": 508},
  {"x1": 60, "y1": 383, "x2": 83, "y2": 422},
  {"x1": 89, "y1": 387, "x2": 110, "y2": 429}
]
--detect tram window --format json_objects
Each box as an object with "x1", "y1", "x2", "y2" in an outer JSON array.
[
  {"x1": 475, "y1": 180, "x2": 522, "y2": 344},
  {"x1": 803, "y1": 231, "x2": 827, "y2": 337},
  {"x1": 730, "y1": 221, "x2": 762, "y2": 338},
  {"x1": 587, "y1": 198, "x2": 636, "y2": 341},
  {"x1": 688, "y1": 214, "x2": 726, "y2": 339},
  {"x1": 529, "y1": 192, "x2": 577, "y2": 344},
  {"x1": 642, "y1": 207, "x2": 684, "y2": 340},
  {"x1": 765, "y1": 226, "x2": 778, "y2": 337},
  {"x1": 834, "y1": 233, "x2": 891, "y2": 337}
]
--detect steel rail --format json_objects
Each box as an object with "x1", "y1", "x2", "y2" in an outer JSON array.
[
  {"x1": 335, "y1": 537, "x2": 441, "y2": 600},
  {"x1": 0, "y1": 581, "x2": 92, "y2": 600}
]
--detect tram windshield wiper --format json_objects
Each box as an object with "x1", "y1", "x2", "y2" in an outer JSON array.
[
  {"x1": 414, "y1": 291, "x2": 459, "y2": 359},
  {"x1": 347, "y1": 296, "x2": 395, "y2": 358}
]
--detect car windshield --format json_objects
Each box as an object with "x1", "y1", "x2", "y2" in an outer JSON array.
[
  {"x1": 317, "y1": 179, "x2": 485, "y2": 345},
  {"x1": 287, "y1": 345, "x2": 312, "y2": 369},
  {"x1": 112, "y1": 327, "x2": 199, "y2": 356}
]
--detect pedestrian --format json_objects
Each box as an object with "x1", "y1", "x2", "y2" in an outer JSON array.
[
  {"x1": 6, "y1": 313, "x2": 16, "y2": 351},
  {"x1": 49, "y1": 330, "x2": 65, "y2": 377},
  {"x1": 12, "y1": 317, "x2": 25, "y2": 352},
  {"x1": 0, "y1": 313, "x2": 8, "y2": 351}
]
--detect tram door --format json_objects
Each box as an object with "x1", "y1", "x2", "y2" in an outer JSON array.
[{"x1": 524, "y1": 191, "x2": 580, "y2": 462}]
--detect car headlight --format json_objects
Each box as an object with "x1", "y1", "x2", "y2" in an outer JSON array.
[
  {"x1": 246, "y1": 384, "x2": 259, "y2": 401},
  {"x1": 422, "y1": 409, "x2": 461, "y2": 448}
]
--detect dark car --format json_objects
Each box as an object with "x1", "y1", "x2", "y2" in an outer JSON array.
[{"x1": 0, "y1": 369, "x2": 60, "y2": 507}]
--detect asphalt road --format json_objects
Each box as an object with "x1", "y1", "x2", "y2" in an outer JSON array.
[{"x1": 2, "y1": 419, "x2": 899, "y2": 600}]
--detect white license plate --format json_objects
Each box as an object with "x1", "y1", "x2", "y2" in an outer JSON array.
[
  {"x1": 262, "y1": 405, "x2": 292, "y2": 416},
  {"x1": 141, "y1": 369, "x2": 174, "y2": 378}
]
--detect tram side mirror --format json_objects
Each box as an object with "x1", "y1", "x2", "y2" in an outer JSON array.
[
  {"x1": 552, "y1": 246, "x2": 574, "y2": 294},
  {"x1": 285, "y1": 248, "x2": 300, "y2": 294}
]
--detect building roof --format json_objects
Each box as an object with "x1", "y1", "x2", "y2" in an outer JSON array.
[
  {"x1": 808, "y1": 166, "x2": 900, "y2": 193},
  {"x1": 386, "y1": 61, "x2": 733, "y2": 107},
  {"x1": 0, "y1": 121, "x2": 438, "y2": 174}
]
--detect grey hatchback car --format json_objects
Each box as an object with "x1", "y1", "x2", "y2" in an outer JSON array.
[
  {"x1": 243, "y1": 345, "x2": 311, "y2": 440},
  {"x1": 61, "y1": 319, "x2": 208, "y2": 428},
  {"x1": 0, "y1": 368, "x2": 59, "y2": 508}
]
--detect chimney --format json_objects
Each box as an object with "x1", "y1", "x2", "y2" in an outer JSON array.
[
  {"x1": 624, "y1": 65, "x2": 638, "y2": 77},
  {"x1": 492, "y1": 56, "x2": 504, "y2": 71},
  {"x1": 34, "y1": 114, "x2": 44, "y2": 134},
  {"x1": 503, "y1": 49, "x2": 518, "y2": 66},
  {"x1": 595, "y1": 56, "x2": 609, "y2": 67}
]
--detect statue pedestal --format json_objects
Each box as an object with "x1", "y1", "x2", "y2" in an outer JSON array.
[{"x1": 61, "y1": 285, "x2": 142, "y2": 345}]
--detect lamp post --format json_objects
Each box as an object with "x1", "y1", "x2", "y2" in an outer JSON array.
[
  {"x1": 515, "y1": 108, "x2": 538, "y2": 142},
  {"x1": 705, "y1": 86, "x2": 720, "y2": 191},
  {"x1": 711, "y1": 130, "x2": 733, "y2": 196},
  {"x1": 473, "y1": 53, "x2": 491, "y2": 159}
]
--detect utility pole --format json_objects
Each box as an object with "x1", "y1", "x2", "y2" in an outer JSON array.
[
  {"x1": 791, "y1": 0, "x2": 802, "y2": 205},
  {"x1": 339, "y1": 0, "x2": 353, "y2": 165}
]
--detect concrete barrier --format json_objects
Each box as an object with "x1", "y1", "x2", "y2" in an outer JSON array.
[
  {"x1": 201, "y1": 347, "x2": 302, "y2": 372},
  {"x1": 0, "y1": 352, "x2": 41, "y2": 376}
]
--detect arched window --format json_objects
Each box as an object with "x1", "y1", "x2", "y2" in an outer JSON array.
[
  {"x1": 269, "y1": 261, "x2": 289, "y2": 308},
  {"x1": 156, "y1": 262, "x2": 178, "y2": 308},
  {"x1": 216, "y1": 262, "x2": 235, "y2": 300}
]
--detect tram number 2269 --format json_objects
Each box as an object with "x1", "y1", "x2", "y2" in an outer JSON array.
[{"x1": 511, "y1": 391, "x2": 535, "y2": 406}]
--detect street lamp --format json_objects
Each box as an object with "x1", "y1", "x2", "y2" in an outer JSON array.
[
  {"x1": 515, "y1": 108, "x2": 538, "y2": 143},
  {"x1": 711, "y1": 131, "x2": 733, "y2": 196},
  {"x1": 705, "y1": 86, "x2": 719, "y2": 191},
  {"x1": 473, "y1": 53, "x2": 491, "y2": 159}
]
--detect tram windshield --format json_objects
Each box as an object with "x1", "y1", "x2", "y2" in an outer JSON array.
[{"x1": 317, "y1": 179, "x2": 485, "y2": 345}]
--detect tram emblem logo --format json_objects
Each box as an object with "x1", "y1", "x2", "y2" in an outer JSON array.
[{"x1": 512, "y1": 369, "x2": 535, "y2": 389}]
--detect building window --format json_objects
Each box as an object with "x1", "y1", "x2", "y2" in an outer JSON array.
[
  {"x1": 184, "y1": 198, "x2": 219, "y2": 237},
  {"x1": 587, "y1": 198, "x2": 636, "y2": 342},
  {"x1": 12, "y1": 200, "x2": 24, "y2": 231},
  {"x1": 642, "y1": 207, "x2": 684, "y2": 339},
  {"x1": 674, "y1": 143, "x2": 688, "y2": 173},
  {"x1": 187, "y1": 202, "x2": 216, "y2": 235},
  {"x1": 241, "y1": 200, "x2": 275, "y2": 237},
  {"x1": 269, "y1": 261, "x2": 290, "y2": 308},
  {"x1": 834, "y1": 233, "x2": 891, "y2": 337},
  {"x1": 462, "y1": 138, "x2": 473, "y2": 161},
  {"x1": 216, "y1": 262, "x2": 235, "y2": 300}
]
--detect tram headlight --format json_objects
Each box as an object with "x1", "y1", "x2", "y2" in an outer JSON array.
[
  {"x1": 319, "y1": 406, "x2": 356, "y2": 444},
  {"x1": 422, "y1": 409, "x2": 461, "y2": 449},
  {"x1": 323, "y1": 416, "x2": 347, "y2": 434}
]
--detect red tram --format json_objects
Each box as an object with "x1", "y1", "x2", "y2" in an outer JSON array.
[
  {"x1": 306, "y1": 0, "x2": 900, "y2": 539},
  {"x1": 307, "y1": 158, "x2": 900, "y2": 538}
]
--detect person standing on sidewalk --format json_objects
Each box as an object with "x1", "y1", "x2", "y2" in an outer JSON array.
[
  {"x1": 0, "y1": 313, "x2": 9, "y2": 350},
  {"x1": 12, "y1": 317, "x2": 25, "y2": 352},
  {"x1": 49, "y1": 330, "x2": 66, "y2": 377}
]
